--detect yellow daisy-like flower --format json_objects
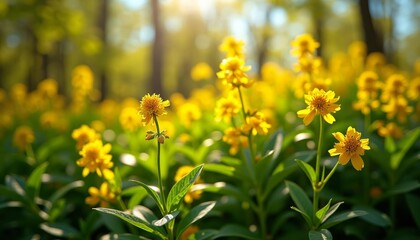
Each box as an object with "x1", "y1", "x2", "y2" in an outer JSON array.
[
  {"x1": 217, "y1": 56, "x2": 252, "y2": 88},
  {"x1": 85, "y1": 182, "x2": 116, "y2": 207},
  {"x1": 376, "y1": 121, "x2": 403, "y2": 139},
  {"x1": 13, "y1": 126, "x2": 35, "y2": 151},
  {"x1": 407, "y1": 77, "x2": 420, "y2": 100},
  {"x1": 139, "y1": 93, "x2": 170, "y2": 126},
  {"x1": 177, "y1": 101, "x2": 202, "y2": 128},
  {"x1": 214, "y1": 93, "x2": 241, "y2": 122},
  {"x1": 297, "y1": 88, "x2": 341, "y2": 126},
  {"x1": 219, "y1": 36, "x2": 245, "y2": 58},
  {"x1": 242, "y1": 111, "x2": 271, "y2": 136},
  {"x1": 291, "y1": 33, "x2": 320, "y2": 57},
  {"x1": 328, "y1": 127, "x2": 370, "y2": 171},
  {"x1": 381, "y1": 74, "x2": 407, "y2": 102},
  {"x1": 382, "y1": 97, "x2": 413, "y2": 123},
  {"x1": 191, "y1": 62, "x2": 213, "y2": 81},
  {"x1": 72, "y1": 125, "x2": 100, "y2": 150},
  {"x1": 119, "y1": 107, "x2": 141, "y2": 132},
  {"x1": 222, "y1": 127, "x2": 249, "y2": 155},
  {"x1": 77, "y1": 140, "x2": 114, "y2": 180}
]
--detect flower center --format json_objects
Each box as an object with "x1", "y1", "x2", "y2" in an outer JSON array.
[
  {"x1": 86, "y1": 148, "x2": 99, "y2": 161},
  {"x1": 345, "y1": 137, "x2": 360, "y2": 154},
  {"x1": 312, "y1": 96, "x2": 326, "y2": 111}
]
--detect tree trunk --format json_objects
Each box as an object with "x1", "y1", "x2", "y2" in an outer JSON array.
[
  {"x1": 150, "y1": 0, "x2": 164, "y2": 96},
  {"x1": 359, "y1": 0, "x2": 384, "y2": 55},
  {"x1": 98, "y1": 0, "x2": 109, "y2": 101}
]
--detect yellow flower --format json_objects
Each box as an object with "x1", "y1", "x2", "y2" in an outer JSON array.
[
  {"x1": 214, "y1": 92, "x2": 241, "y2": 122},
  {"x1": 37, "y1": 78, "x2": 58, "y2": 98},
  {"x1": 13, "y1": 126, "x2": 35, "y2": 151},
  {"x1": 297, "y1": 88, "x2": 341, "y2": 126},
  {"x1": 381, "y1": 97, "x2": 413, "y2": 123},
  {"x1": 366, "y1": 52, "x2": 386, "y2": 71},
  {"x1": 191, "y1": 62, "x2": 213, "y2": 81},
  {"x1": 85, "y1": 182, "x2": 116, "y2": 207},
  {"x1": 217, "y1": 57, "x2": 252, "y2": 88},
  {"x1": 219, "y1": 36, "x2": 244, "y2": 58},
  {"x1": 77, "y1": 140, "x2": 114, "y2": 180},
  {"x1": 72, "y1": 65, "x2": 94, "y2": 96},
  {"x1": 139, "y1": 93, "x2": 170, "y2": 125},
  {"x1": 407, "y1": 77, "x2": 420, "y2": 100},
  {"x1": 357, "y1": 71, "x2": 380, "y2": 98},
  {"x1": 119, "y1": 107, "x2": 141, "y2": 132},
  {"x1": 293, "y1": 56, "x2": 323, "y2": 74},
  {"x1": 376, "y1": 121, "x2": 403, "y2": 139},
  {"x1": 174, "y1": 166, "x2": 202, "y2": 204},
  {"x1": 381, "y1": 74, "x2": 407, "y2": 102},
  {"x1": 177, "y1": 101, "x2": 202, "y2": 128},
  {"x1": 242, "y1": 111, "x2": 271, "y2": 136},
  {"x1": 72, "y1": 125, "x2": 100, "y2": 150},
  {"x1": 290, "y1": 33, "x2": 320, "y2": 57},
  {"x1": 328, "y1": 127, "x2": 370, "y2": 171},
  {"x1": 222, "y1": 127, "x2": 248, "y2": 155}
]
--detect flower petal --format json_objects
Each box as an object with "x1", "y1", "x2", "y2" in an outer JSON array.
[{"x1": 351, "y1": 154, "x2": 365, "y2": 171}]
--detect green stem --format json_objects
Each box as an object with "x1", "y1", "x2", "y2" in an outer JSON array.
[
  {"x1": 257, "y1": 193, "x2": 268, "y2": 239},
  {"x1": 313, "y1": 116, "x2": 323, "y2": 215},
  {"x1": 322, "y1": 161, "x2": 340, "y2": 186},
  {"x1": 153, "y1": 115, "x2": 167, "y2": 213}
]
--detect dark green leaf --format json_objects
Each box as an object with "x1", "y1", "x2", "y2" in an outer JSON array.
[
  {"x1": 49, "y1": 180, "x2": 84, "y2": 204},
  {"x1": 166, "y1": 164, "x2": 203, "y2": 212},
  {"x1": 391, "y1": 127, "x2": 420, "y2": 169},
  {"x1": 204, "y1": 163, "x2": 235, "y2": 177},
  {"x1": 94, "y1": 208, "x2": 166, "y2": 239},
  {"x1": 99, "y1": 233, "x2": 151, "y2": 240},
  {"x1": 285, "y1": 180, "x2": 313, "y2": 225},
  {"x1": 315, "y1": 199, "x2": 332, "y2": 227},
  {"x1": 353, "y1": 206, "x2": 391, "y2": 227},
  {"x1": 322, "y1": 201, "x2": 344, "y2": 224},
  {"x1": 384, "y1": 136, "x2": 396, "y2": 153},
  {"x1": 195, "y1": 183, "x2": 248, "y2": 202},
  {"x1": 130, "y1": 180, "x2": 164, "y2": 214},
  {"x1": 26, "y1": 162, "x2": 49, "y2": 201},
  {"x1": 132, "y1": 205, "x2": 158, "y2": 223},
  {"x1": 321, "y1": 210, "x2": 367, "y2": 229},
  {"x1": 291, "y1": 206, "x2": 313, "y2": 227},
  {"x1": 406, "y1": 194, "x2": 420, "y2": 228},
  {"x1": 176, "y1": 201, "x2": 216, "y2": 239},
  {"x1": 152, "y1": 211, "x2": 179, "y2": 226},
  {"x1": 40, "y1": 222, "x2": 80, "y2": 238},
  {"x1": 309, "y1": 229, "x2": 332, "y2": 240},
  {"x1": 296, "y1": 159, "x2": 316, "y2": 183},
  {"x1": 213, "y1": 224, "x2": 260, "y2": 239},
  {"x1": 386, "y1": 180, "x2": 420, "y2": 196}
]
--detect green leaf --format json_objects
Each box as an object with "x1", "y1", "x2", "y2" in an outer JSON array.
[
  {"x1": 132, "y1": 205, "x2": 159, "y2": 223},
  {"x1": 99, "y1": 233, "x2": 150, "y2": 240},
  {"x1": 40, "y1": 222, "x2": 80, "y2": 238},
  {"x1": 285, "y1": 181, "x2": 313, "y2": 227},
  {"x1": 152, "y1": 211, "x2": 180, "y2": 227},
  {"x1": 195, "y1": 183, "x2": 248, "y2": 202},
  {"x1": 26, "y1": 162, "x2": 49, "y2": 201},
  {"x1": 384, "y1": 136, "x2": 396, "y2": 153},
  {"x1": 291, "y1": 206, "x2": 313, "y2": 227},
  {"x1": 213, "y1": 224, "x2": 260, "y2": 240},
  {"x1": 406, "y1": 194, "x2": 420, "y2": 228},
  {"x1": 353, "y1": 206, "x2": 391, "y2": 227},
  {"x1": 94, "y1": 208, "x2": 166, "y2": 239},
  {"x1": 166, "y1": 164, "x2": 203, "y2": 212},
  {"x1": 390, "y1": 127, "x2": 420, "y2": 169},
  {"x1": 386, "y1": 180, "x2": 420, "y2": 196},
  {"x1": 315, "y1": 199, "x2": 332, "y2": 227},
  {"x1": 204, "y1": 163, "x2": 235, "y2": 177},
  {"x1": 176, "y1": 201, "x2": 216, "y2": 239},
  {"x1": 309, "y1": 229, "x2": 332, "y2": 240},
  {"x1": 322, "y1": 201, "x2": 344, "y2": 224},
  {"x1": 130, "y1": 180, "x2": 164, "y2": 214},
  {"x1": 321, "y1": 210, "x2": 367, "y2": 229},
  {"x1": 0, "y1": 185, "x2": 27, "y2": 203},
  {"x1": 48, "y1": 180, "x2": 84, "y2": 204},
  {"x1": 296, "y1": 159, "x2": 316, "y2": 183}
]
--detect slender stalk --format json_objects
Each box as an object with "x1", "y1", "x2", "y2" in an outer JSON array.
[
  {"x1": 322, "y1": 161, "x2": 340, "y2": 186},
  {"x1": 313, "y1": 116, "x2": 323, "y2": 215},
  {"x1": 153, "y1": 115, "x2": 167, "y2": 213}
]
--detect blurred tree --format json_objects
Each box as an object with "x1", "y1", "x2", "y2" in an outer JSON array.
[
  {"x1": 150, "y1": 0, "x2": 164, "y2": 96},
  {"x1": 358, "y1": 0, "x2": 384, "y2": 55},
  {"x1": 97, "y1": 0, "x2": 110, "y2": 100}
]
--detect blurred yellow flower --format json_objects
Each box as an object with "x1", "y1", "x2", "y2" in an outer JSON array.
[
  {"x1": 353, "y1": 71, "x2": 381, "y2": 115},
  {"x1": 297, "y1": 88, "x2": 341, "y2": 126},
  {"x1": 242, "y1": 111, "x2": 271, "y2": 136},
  {"x1": 72, "y1": 125, "x2": 100, "y2": 150},
  {"x1": 214, "y1": 92, "x2": 241, "y2": 122},
  {"x1": 217, "y1": 56, "x2": 252, "y2": 88},
  {"x1": 37, "y1": 78, "x2": 58, "y2": 98},
  {"x1": 85, "y1": 182, "x2": 116, "y2": 207},
  {"x1": 407, "y1": 77, "x2": 420, "y2": 100},
  {"x1": 223, "y1": 127, "x2": 248, "y2": 155},
  {"x1": 191, "y1": 62, "x2": 213, "y2": 81},
  {"x1": 348, "y1": 41, "x2": 367, "y2": 60},
  {"x1": 119, "y1": 107, "x2": 141, "y2": 132},
  {"x1": 219, "y1": 36, "x2": 245, "y2": 58},
  {"x1": 328, "y1": 127, "x2": 370, "y2": 171},
  {"x1": 72, "y1": 65, "x2": 94, "y2": 96},
  {"x1": 139, "y1": 93, "x2": 170, "y2": 125},
  {"x1": 382, "y1": 97, "x2": 413, "y2": 123},
  {"x1": 376, "y1": 121, "x2": 403, "y2": 139},
  {"x1": 174, "y1": 166, "x2": 203, "y2": 204},
  {"x1": 366, "y1": 52, "x2": 386, "y2": 71},
  {"x1": 293, "y1": 56, "x2": 322, "y2": 74},
  {"x1": 290, "y1": 33, "x2": 320, "y2": 57},
  {"x1": 13, "y1": 126, "x2": 35, "y2": 151},
  {"x1": 77, "y1": 140, "x2": 114, "y2": 180},
  {"x1": 11, "y1": 83, "x2": 27, "y2": 104},
  {"x1": 177, "y1": 101, "x2": 202, "y2": 128},
  {"x1": 381, "y1": 74, "x2": 407, "y2": 102}
]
